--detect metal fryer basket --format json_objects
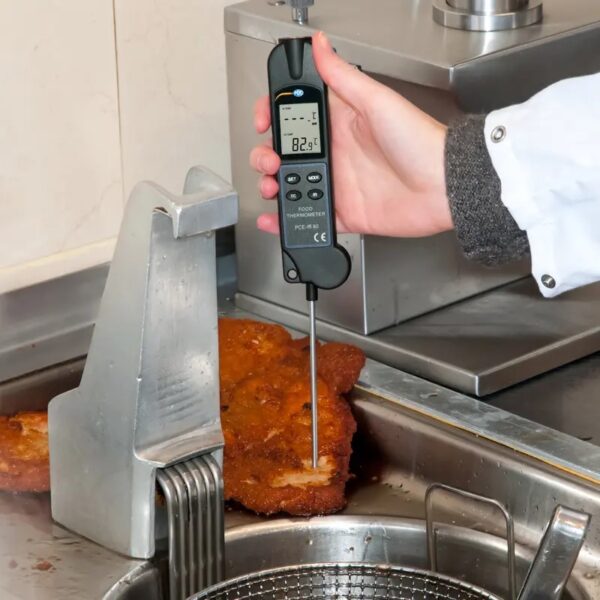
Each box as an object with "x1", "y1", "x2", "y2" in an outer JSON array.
[{"x1": 189, "y1": 564, "x2": 502, "y2": 600}]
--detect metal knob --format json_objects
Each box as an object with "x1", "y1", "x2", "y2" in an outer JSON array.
[{"x1": 433, "y1": 0, "x2": 543, "y2": 31}]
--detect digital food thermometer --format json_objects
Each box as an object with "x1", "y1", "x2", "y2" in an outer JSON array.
[{"x1": 268, "y1": 37, "x2": 351, "y2": 468}]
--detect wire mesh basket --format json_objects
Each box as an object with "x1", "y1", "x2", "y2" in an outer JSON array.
[{"x1": 188, "y1": 563, "x2": 503, "y2": 600}]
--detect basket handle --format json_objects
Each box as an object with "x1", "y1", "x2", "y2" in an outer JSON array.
[{"x1": 425, "y1": 483, "x2": 517, "y2": 600}]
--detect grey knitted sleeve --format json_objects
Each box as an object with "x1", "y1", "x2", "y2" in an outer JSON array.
[{"x1": 445, "y1": 114, "x2": 530, "y2": 266}]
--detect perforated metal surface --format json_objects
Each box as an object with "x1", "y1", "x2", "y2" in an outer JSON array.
[{"x1": 191, "y1": 564, "x2": 501, "y2": 600}]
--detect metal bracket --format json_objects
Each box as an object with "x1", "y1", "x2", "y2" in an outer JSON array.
[{"x1": 49, "y1": 166, "x2": 238, "y2": 559}]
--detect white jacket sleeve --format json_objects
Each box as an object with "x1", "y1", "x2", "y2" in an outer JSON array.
[{"x1": 484, "y1": 72, "x2": 600, "y2": 298}]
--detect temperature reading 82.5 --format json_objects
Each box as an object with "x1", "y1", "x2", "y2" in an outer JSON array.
[{"x1": 279, "y1": 102, "x2": 321, "y2": 155}]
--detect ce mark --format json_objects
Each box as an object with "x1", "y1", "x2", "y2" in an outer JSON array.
[{"x1": 313, "y1": 232, "x2": 327, "y2": 243}]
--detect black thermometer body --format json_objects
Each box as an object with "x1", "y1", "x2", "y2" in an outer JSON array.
[{"x1": 268, "y1": 37, "x2": 351, "y2": 293}]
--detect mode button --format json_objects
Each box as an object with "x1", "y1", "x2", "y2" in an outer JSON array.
[{"x1": 307, "y1": 172, "x2": 322, "y2": 184}]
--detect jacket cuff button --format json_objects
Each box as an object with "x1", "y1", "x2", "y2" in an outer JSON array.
[
  {"x1": 541, "y1": 274, "x2": 556, "y2": 289},
  {"x1": 491, "y1": 125, "x2": 506, "y2": 143}
]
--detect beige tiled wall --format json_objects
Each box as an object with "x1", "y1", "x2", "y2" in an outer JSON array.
[
  {"x1": 114, "y1": 0, "x2": 239, "y2": 198},
  {"x1": 0, "y1": 0, "x2": 237, "y2": 294},
  {"x1": 0, "y1": 0, "x2": 123, "y2": 293}
]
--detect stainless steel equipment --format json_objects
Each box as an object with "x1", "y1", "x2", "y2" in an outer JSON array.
[
  {"x1": 189, "y1": 564, "x2": 505, "y2": 600},
  {"x1": 190, "y1": 484, "x2": 590, "y2": 600},
  {"x1": 157, "y1": 455, "x2": 225, "y2": 600},
  {"x1": 432, "y1": 0, "x2": 544, "y2": 31},
  {"x1": 227, "y1": 0, "x2": 600, "y2": 395},
  {"x1": 3, "y1": 321, "x2": 600, "y2": 599},
  {"x1": 426, "y1": 484, "x2": 591, "y2": 600},
  {"x1": 519, "y1": 506, "x2": 591, "y2": 600},
  {"x1": 425, "y1": 484, "x2": 517, "y2": 600},
  {"x1": 48, "y1": 165, "x2": 238, "y2": 563}
]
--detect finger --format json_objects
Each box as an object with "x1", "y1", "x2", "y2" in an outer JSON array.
[
  {"x1": 254, "y1": 96, "x2": 271, "y2": 134},
  {"x1": 257, "y1": 213, "x2": 280, "y2": 234},
  {"x1": 249, "y1": 144, "x2": 280, "y2": 175},
  {"x1": 259, "y1": 175, "x2": 279, "y2": 199},
  {"x1": 312, "y1": 31, "x2": 381, "y2": 110}
]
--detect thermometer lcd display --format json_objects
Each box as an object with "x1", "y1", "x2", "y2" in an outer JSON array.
[{"x1": 279, "y1": 103, "x2": 321, "y2": 155}]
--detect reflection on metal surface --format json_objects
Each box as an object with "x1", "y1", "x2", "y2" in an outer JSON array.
[
  {"x1": 433, "y1": 0, "x2": 543, "y2": 32},
  {"x1": 2, "y1": 346, "x2": 600, "y2": 598},
  {"x1": 49, "y1": 166, "x2": 237, "y2": 558},
  {"x1": 0, "y1": 264, "x2": 108, "y2": 384},
  {"x1": 3, "y1": 300, "x2": 600, "y2": 598},
  {"x1": 426, "y1": 484, "x2": 516, "y2": 600},
  {"x1": 226, "y1": 0, "x2": 600, "y2": 344},
  {"x1": 190, "y1": 563, "x2": 504, "y2": 600},
  {"x1": 519, "y1": 506, "x2": 591, "y2": 600},
  {"x1": 287, "y1": 0, "x2": 313, "y2": 25},
  {"x1": 157, "y1": 456, "x2": 224, "y2": 600},
  {"x1": 487, "y1": 352, "x2": 600, "y2": 445},
  {"x1": 449, "y1": 0, "x2": 528, "y2": 10},
  {"x1": 236, "y1": 277, "x2": 600, "y2": 396}
]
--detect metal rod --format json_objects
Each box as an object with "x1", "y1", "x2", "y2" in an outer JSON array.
[
  {"x1": 292, "y1": 6, "x2": 308, "y2": 25},
  {"x1": 309, "y1": 298, "x2": 318, "y2": 469},
  {"x1": 425, "y1": 483, "x2": 517, "y2": 600}
]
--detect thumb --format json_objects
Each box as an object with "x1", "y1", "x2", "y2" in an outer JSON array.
[{"x1": 312, "y1": 31, "x2": 379, "y2": 109}]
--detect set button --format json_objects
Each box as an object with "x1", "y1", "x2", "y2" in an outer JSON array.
[
  {"x1": 286, "y1": 190, "x2": 302, "y2": 201},
  {"x1": 284, "y1": 173, "x2": 301, "y2": 185},
  {"x1": 307, "y1": 189, "x2": 323, "y2": 200},
  {"x1": 307, "y1": 172, "x2": 322, "y2": 183}
]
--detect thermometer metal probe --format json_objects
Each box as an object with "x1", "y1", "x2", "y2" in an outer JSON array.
[{"x1": 268, "y1": 37, "x2": 351, "y2": 468}]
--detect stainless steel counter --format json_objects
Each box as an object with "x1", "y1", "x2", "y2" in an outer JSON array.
[
  {"x1": 488, "y1": 352, "x2": 600, "y2": 445},
  {"x1": 0, "y1": 493, "x2": 153, "y2": 600},
  {"x1": 2, "y1": 266, "x2": 600, "y2": 599},
  {"x1": 2, "y1": 264, "x2": 600, "y2": 440},
  {"x1": 3, "y1": 334, "x2": 600, "y2": 599}
]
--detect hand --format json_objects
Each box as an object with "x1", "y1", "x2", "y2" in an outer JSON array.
[{"x1": 250, "y1": 31, "x2": 453, "y2": 238}]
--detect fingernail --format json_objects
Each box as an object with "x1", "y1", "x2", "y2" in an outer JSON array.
[
  {"x1": 316, "y1": 31, "x2": 331, "y2": 51},
  {"x1": 256, "y1": 215, "x2": 268, "y2": 231}
]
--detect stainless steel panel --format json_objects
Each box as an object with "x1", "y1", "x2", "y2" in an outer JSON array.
[
  {"x1": 227, "y1": 0, "x2": 600, "y2": 345},
  {"x1": 362, "y1": 234, "x2": 525, "y2": 333},
  {"x1": 225, "y1": 31, "x2": 366, "y2": 332},
  {"x1": 0, "y1": 253, "x2": 236, "y2": 386},
  {"x1": 453, "y1": 24, "x2": 600, "y2": 112},
  {"x1": 486, "y1": 352, "x2": 600, "y2": 444},
  {"x1": 225, "y1": 0, "x2": 600, "y2": 91},
  {"x1": 226, "y1": 30, "x2": 526, "y2": 334},
  {"x1": 49, "y1": 167, "x2": 237, "y2": 559},
  {"x1": 236, "y1": 277, "x2": 600, "y2": 395},
  {"x1": 0, "y1": 264, "x2": 107, "y2": 384}
]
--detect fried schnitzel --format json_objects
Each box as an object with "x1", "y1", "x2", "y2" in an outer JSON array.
[
  {"x1": 219, "y1": 318, "x2": 365, "y2": 515},
  {"x1": 0, "y1": 319, "x2": 365, "y2": 515},
  {"x1": 0, "y1": 411, "x2": 49, "y2": 492}
]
